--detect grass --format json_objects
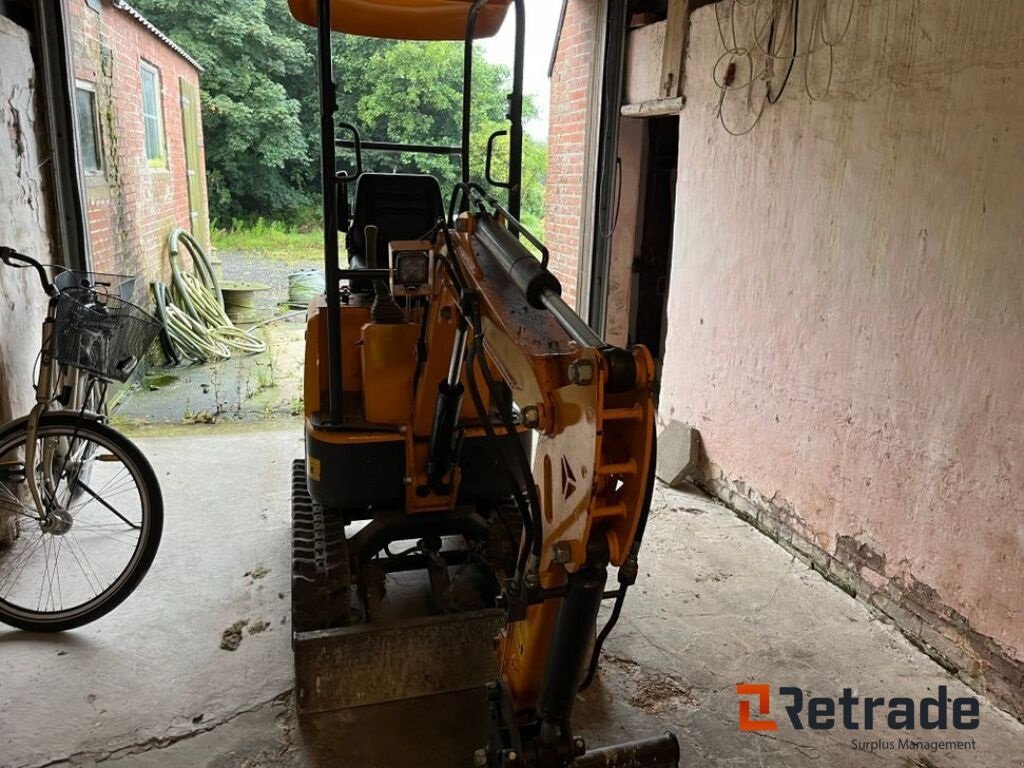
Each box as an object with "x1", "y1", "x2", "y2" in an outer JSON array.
[
  {"x1": 213, "y1": 218, "x2": 323, "y2": 263},
  {"x1": 213, "y1": 214, "x2": 548, "y2": 262}
]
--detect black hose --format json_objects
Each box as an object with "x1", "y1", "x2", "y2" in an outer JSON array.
[
  {"x1": 578, "y1": 588, "x2": 626, "y2": 692},
  {"x1": 466, "y1": 340, "x2": 534, "y2": 580},
  {"x1": 473, "y1": 336, "x2": 543, "y2": 563},
  {"x1": 578, "y1": 425, "x2": 658, "y2": 692}
]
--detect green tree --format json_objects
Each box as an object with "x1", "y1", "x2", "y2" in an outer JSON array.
[
  {"x1": 133, "y1": 0, "x2": 312, "y2": 223},
  {"x1": 349, "y1": 39, "x2": 546, "y2": 226},
  {"x1": 133, "y1": 0, "x2": 546, "y2": 229}
]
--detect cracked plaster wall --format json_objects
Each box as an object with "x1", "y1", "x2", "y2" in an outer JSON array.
[
  {"x1": 0, "y1": 15, "x2": 54, "y2": 544},
  {"x1": 658, "y1": 0, "x2": 1024, "y2": 717}
]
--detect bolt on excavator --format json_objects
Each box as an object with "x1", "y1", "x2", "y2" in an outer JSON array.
[{"x1": 287, "y1": 1, "x2": 679, "y2": 765}]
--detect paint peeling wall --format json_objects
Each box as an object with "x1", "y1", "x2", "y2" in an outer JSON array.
[
  {"x1": 659, "y1": 0, "x2": 1024, "y2": 713},
  {"x1": 0, "y1": 15, "x2": 54, "y2": 542}
]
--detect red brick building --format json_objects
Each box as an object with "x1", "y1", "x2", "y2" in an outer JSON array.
[
  {"x1": 68, "y1": 0, "x2": 210, "y2": 286},
  {"x1": 545, "y1": 0, "x2": 601, "y2": 311}
]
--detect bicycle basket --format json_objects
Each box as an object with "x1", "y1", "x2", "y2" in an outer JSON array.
[
  {"x1": 53, "y1": 270, "x2": 137, "y2": 302},
  {"x1": 52, "y1": 288, "x2": 163, "y2": 382}
]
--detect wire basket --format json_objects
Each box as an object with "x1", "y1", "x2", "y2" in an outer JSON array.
[
  {"x1": 52, "y1": 288, "x2": 163, "y2": 382},
  {"x1": 53, "y1": 269, "x2": 137, "y2": 302}
]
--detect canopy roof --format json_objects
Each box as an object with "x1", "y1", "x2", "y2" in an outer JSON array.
[{"x1": 288, "y1": 0, "x2": 512, "y2": 41}]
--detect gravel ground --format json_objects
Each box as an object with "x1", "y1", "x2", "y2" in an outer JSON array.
[{"x1": 215, "y1": 250, "x2": 321, "y2": 315}]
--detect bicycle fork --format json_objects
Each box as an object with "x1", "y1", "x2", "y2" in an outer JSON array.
[{"x1": 23, "y1": 318, "x2": 55, "y2": 520}]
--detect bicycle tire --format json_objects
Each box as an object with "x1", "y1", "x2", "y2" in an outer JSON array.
[{"x1": 0, "y1": 412, "x2": 163, "y2": 631}]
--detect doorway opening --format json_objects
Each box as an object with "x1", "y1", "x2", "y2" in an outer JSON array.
[{"x1": 629, "y1": 114, "x2": 679, "y2": 375}]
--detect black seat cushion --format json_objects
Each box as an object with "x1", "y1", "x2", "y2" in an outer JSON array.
[{"x1": 346, "y1": 173, "x2": 445, "y2": 270}]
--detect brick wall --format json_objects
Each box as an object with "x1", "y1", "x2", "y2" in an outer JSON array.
[
  {"x1": 545, "y1": 0, "x2": 599, "y2": 309},
  {"x1": 67, "y1": 0, "x2": 209, "y2": 293}
]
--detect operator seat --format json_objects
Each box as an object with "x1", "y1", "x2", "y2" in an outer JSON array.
[{"x1": 345, "y1": 173, "x2": 445, "y2": 290}]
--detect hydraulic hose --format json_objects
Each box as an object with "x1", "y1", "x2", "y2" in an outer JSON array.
[
  {"x1": 578, "y1": 429, "x2": 658, "y2": 692},
  {"x1": 466, "y1": 340, "x2": 534, "y2": 582}
]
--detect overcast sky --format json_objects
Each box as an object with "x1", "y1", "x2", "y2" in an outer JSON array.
[{"x1": 479, "y1": 0, "x2": 563, "y2": 139}]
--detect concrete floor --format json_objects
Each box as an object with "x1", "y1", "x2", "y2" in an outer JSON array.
[{"x1": 1, "y1": 425, "x2": 1021, "y2": 768}]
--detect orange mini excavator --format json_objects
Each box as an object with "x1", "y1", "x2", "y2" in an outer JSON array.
[{"x1": 288, "y1": 1, "x2": 678, "y2": 765}]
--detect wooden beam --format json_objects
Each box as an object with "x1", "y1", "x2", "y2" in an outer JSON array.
[
  {"x1": 660, "y1": 0, "x2": 691, "y2": 98},
  {"x1": 620, "y1": 95, "x2": 685, "y2": 118}
]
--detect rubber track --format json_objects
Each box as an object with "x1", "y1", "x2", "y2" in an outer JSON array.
[{"x1": 291, "y1": 459, "x2": 351, "y2": 633}]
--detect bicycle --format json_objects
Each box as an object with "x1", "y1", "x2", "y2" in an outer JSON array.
[{"x1": 0, "y1": 247, "x2": 164, "y2": 631}]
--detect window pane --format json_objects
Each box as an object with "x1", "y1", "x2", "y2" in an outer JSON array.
[
  {"x1": 141, "y1": 67, "x2": 163, "y2": 161},
  {"x1": 141, "y1": 70, "x2": 157, "y2": 118},
  {"x1": 75, "y1": 87, "x2": 100, "y2": 172},
  {"x1": 145, "y1": 115, "x2": 161, "y2": 159}
]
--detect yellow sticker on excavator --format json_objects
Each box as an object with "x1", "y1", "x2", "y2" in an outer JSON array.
[{"x1": 307, "y1": 456, "x2": 321, "y2": 482}]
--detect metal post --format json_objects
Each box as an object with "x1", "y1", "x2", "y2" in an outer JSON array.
[
  {"x1": 537, "y1": 562, "x2": 608, "y2": 730},
  {"x1": 507, "y1": 0, "x2": 525, "y2": 221},
  {"x1": 36, "y1": 0, "x2": 90, "y2": 271},
  {"x1": 462, "y1": 0, "x2": 525, "y2": 222},
  {"x1": 317, "y1": 0, "x2": 343, "y2": 424},
  {"x1": 461, "y1": 1, "x2": 487, "y2": 187},
  {"x1": 587, "y1": 0, "x2": 630, "y2": 336}
]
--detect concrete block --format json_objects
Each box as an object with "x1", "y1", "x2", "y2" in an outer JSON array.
[{"x1": 655, "y1": 419, "x2": 700, "y2": 487}]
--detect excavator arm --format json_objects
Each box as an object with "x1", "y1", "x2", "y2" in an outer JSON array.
[{"x1": 425, "y1": 201, "x2": 677, "y2": 767}]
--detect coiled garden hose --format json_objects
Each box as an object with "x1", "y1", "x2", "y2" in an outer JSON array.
[
  {"x1": 288, "y1": 269, "x2": 325, "y2": 308},
  {"x1": 152, "y1": 229, "x2": 267, "y2": 363}
]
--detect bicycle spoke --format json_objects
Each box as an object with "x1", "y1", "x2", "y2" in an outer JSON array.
[
  {"x1": 83, "y1": 466, "x2": 132, "y2": 499},
  {"x1": 66, "y1": 525, "x2": 139, "y2": 548},
  {"x1": 68, "y1": 532, "x2": 114, "y2": 596},
  {"x1": 0, "y1": 529, "x2": 46, "y2": 596},
  {"x1": 36, "y1": 536, "x2": 51, "y2": 612},
  {"x1": 68, "y1": 478, "x2": 141, "y2": 530},
  {"x1": 0, "y1": 482, "x2": 41, "y2": 521}
]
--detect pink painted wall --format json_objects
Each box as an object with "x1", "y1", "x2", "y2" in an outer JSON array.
[{"x1": 659, "y1": 0, "x2": 1024, "y2": 665}]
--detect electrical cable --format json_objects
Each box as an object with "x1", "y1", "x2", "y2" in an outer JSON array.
[
  {"x1": 766, "y1": 0, "x2": 798, "y2": 104},
  {"x1": 712, "y1": 0, "x2": 854, "y2": 134}
]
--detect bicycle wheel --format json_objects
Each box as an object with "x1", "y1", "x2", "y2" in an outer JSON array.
[{"x1": 0, "y1": 412, "x2": 162, "y2": 631}]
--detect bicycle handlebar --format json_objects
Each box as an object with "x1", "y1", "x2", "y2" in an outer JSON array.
[{"x1": 0, "y1": 246, "x2": 56, "y2": 296}]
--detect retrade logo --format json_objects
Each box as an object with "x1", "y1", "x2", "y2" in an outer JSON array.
[
  {"x1": 736, "y1": 684, "x2": 980, "y2": 732},
  {"x1": 737, "y1": 684, "x2": 778, "y2": 731}
]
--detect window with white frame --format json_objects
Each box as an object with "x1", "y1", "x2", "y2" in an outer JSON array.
[
  {"x1": 75, "y1": 80, "x2": 103, "y2": 174},
  {"x1": 140, "y1": 61, "x2": 166, "y2": 166}
]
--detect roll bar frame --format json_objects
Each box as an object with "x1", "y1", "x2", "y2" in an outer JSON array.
[{"x1": 315, "y1": 0, "x2": 527, "y2": 424}]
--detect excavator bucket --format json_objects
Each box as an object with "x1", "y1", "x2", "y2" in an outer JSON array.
[{"x1": 291, "y1": 459, "x2": 505, "y2": 714}]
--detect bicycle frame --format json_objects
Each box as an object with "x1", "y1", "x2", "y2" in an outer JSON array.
[{"x1": 21, "y1": 276, "x2": 108, "y2": 521}]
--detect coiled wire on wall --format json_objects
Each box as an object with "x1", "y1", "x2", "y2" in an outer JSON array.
[
  {"x1": 152, "y1": 229, "x2": 267, "y2": 364},
  {"x1": 712, "y1": 0, "x2": 856, "y2": 135}
]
